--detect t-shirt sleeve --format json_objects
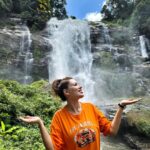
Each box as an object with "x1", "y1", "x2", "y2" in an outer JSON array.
[
  {"x1": 92, "y1": 104, "x2": 111, "y2": 136},
  {"x1": 50, "y1": 112, "x2": 64, "y2": 150}
]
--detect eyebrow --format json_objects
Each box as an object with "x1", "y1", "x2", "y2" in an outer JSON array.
[{"x1": 70, "y1": 82, "x2": 77, "y2": 86}]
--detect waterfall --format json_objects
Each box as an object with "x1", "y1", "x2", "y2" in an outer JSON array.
[
  {"x1": 102, "y1": 23, "x2": 112, "y2": 51},
  {"x1": 46, "y1": 18, "x2": 95, "y2": 101},
  {"x1": 139, "y1": 35, "x2": 149, "y2": 58},
  {"x1": 19, "y1": 25, "x2": 33, "y2": 84}
]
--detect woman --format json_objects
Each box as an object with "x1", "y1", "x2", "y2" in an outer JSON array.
[{"x1": 20, "y1": 77, "x2": 141, "y2": 150}]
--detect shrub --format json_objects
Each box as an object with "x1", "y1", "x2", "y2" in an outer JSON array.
[{"x1": 0, "y1": 79, "x2": 61, "y2": 149}]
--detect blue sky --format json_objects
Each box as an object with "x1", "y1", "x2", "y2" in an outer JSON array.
[{"x1": 66, "y1": 0, "x2": 105, "y2": 19}]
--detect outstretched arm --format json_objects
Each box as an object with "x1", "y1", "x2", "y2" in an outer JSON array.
[
  {"x1": 110, "y1": 98, "x2": 141, "y2": 135},
  {"x1": 19, "y1": 116, "x2": 54, "y2": 150}
]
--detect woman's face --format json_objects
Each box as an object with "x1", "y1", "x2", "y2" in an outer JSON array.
[{"x1": 65, "y1": 79, "x2": 84, "y2": 100}]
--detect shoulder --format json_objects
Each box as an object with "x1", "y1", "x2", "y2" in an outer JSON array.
[
  {"x1": 81, "y1": 102, "x2": 96, "y2": 109},
  {"x1": 81, "y1": 101, "x2": 95, "y2": 106},
  {"x1": 52, "y1": 107, "x2": 65, "y2": 121},
  {"x1": 55, "y1": 106, "x2": 66, "y2": 115},
  {"x1": 81, "y1": 102, "x2": 103, "y2": 113}
]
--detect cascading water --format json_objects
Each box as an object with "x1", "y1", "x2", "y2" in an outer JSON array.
[
  {"x1": 46, "y1": 18, "x2": 95, "y2": 101},
  {"x1": 19, "y1": 25, "x2": 33, "y2": 84},
  {"x1": 139, "y1": 35, "x2": 149, "y2": 59},
  {"x1": 102, "y1": 23, "x2": 112, "y2": 51}
]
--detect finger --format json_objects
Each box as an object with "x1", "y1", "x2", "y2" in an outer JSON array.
[
  {"x1": 135, "y1": 98, "x2": 142, "y2": 101},
  {"x1": 18, "y1": 116, "x2": 25, "y2": 120},
  {"x1": 24, "y1": 116, "x2": 33, "y2": 119},
  {"x1": 127, "y1": 98, "x2": 142, "y2": 104},
  {"x1": 18, "y1": 117, "x2": 31, "y2": 122},
  {"x1": 131, "y1": 98, "x2": 142, "y2": 102},
  {"x1": 127, "y1": 98, "x2": 142, "y2": 101}
]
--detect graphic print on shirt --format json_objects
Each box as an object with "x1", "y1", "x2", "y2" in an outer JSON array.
[{"x1": 74, "y1": 128, "x2": 96, "y2": 148}]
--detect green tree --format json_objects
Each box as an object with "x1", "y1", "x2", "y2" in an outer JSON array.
[
  {"x1": 50, "y1": 0, "x2": 67, "y2": 19},
  {"x1": 131, "y1": 0, "x2": 150, "y2": 38},
  {"x1": 101, "y1": 0, "x2": 134, "y2": 21},
  {"x1": 18, "y1": 0, "x2": 52, "y2": 29},
  {"x1": 0, "y1": 0, "x2": 13, "y2": 17}
]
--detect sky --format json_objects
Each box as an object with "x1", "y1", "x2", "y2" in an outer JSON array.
[{"x1": 66, "y1": 0, "x2": 106, "y2": 21}]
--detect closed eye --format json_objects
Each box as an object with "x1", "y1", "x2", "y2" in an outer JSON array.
[{"x1": 74, "y1": 83, "x2": 78, "y2": 86}]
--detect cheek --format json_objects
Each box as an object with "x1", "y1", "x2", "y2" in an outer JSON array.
[
  {"x1": 70, "y1": 88, "x2": 78, "y2": 95},
  {"x1": 68, "y1": 88, "x2": 75, "y2": 94}
]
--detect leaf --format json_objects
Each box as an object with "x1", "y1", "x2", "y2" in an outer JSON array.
[
  {"x1": 1, "y1": 121, "x2": 5, "y2": 132},
  {"x1": 5, "y1": 126, "x2": 20, "y2": 134}
]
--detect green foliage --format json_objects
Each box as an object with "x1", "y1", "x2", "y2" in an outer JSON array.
[
  {"x1": 0, "y1": 125, "x2": 45, "y2": 149},
  {"x1": 101, "y1": 0, "x2": 150, "y2": 38},
  {"x1": 0, "y1": 79, "x2": 61, "y2": 149},
  {"x1": 0, "y1": 0, "x2": 13, "y2": 17},
  {"x1": 31, "y1": 79, "x2": 48, "y2": 89},
  {"x1": 50, "y1": 0, "x2": 67, "y2": 19},
  {"x1": 111, "y1": 30, "x2": 132, "y2": 45},
  {"x1": 127, "y1": 108, "x2": 150, "y2": 137},
  {"x1": 130, "y1": 0, "x2": 150, "y2": 38},
  {"x1": 0, "y1": 79, "x2": 61, "y2": 119},
  {"x1": 1, "y1": 121, "x2": 5, "y2": 131},
  {"x1": 19, "y1": 0, "x2": 52, "y2": 30},
  {"x1": 99, "y1": 51, "x2": 116, "y2": 69},
  {"x1": 0, "y1": 0, "x2": 68, "y2": 30},
  {"x1": 0, "y1": 120, "x2": 26, "y2": 140},
  {"x1": 101, "y1": 0, "x2": 134, "y2": 21},
  {"x1": 19, "y1": 0, "x2": 67, "y2": 30}
]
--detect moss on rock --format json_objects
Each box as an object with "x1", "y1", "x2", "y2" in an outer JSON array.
[{"x1": 126, "y1": 98, "x2": 150, "y2": 137}]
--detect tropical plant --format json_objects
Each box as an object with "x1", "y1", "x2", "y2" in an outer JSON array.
[
  {"x1": 0, "y1": 120, "x2": 26, "y2": 140},
  {"x1": 0, "y1": 79, "x2": 61, "y2": 149}
]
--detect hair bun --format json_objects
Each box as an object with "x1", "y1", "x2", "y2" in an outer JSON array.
[
  {"x1": 51, "y1": 77, "x2": 72, "y2": 101},
  {"x1": 52, "y1": 79, "x2": 62, "y2": 95}
]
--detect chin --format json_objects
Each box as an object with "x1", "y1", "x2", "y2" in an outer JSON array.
[{"x1": 79, "y1": 94, "x2": 84, "y2": 98}]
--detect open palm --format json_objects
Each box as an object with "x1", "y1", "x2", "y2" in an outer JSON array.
[
  {"x1": 120, "y1": 98, "x2": 142, "y2": 106},
  {"x1": 19, "y1": 116, "x2": 41, "y2": 124}
]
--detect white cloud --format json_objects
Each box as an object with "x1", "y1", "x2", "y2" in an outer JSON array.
[
  {"x1": 85, "y1": 12, "x2": 103, "y2": 22},
  {"x1": 102, "y1": 0, "x2": 107, "y2": 7}
]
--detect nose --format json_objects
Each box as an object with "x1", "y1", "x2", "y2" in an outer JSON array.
[{"x1": 79, "y1": 85, "x2": 82, "y2": 89}]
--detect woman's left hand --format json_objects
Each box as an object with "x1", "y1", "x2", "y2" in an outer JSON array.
[{"x1": 120, "y1": 98, "x2": 142, "y2": 106}]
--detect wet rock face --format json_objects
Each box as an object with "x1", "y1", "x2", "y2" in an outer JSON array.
[
  {"x1": 134, "y1": 64, "x2": 150, "y2": 78},
  {"x1": 89, "y1": 22, "x2": 150, "y2": 97},
  {"x1": 0, "y1": 25, "x2": 52, "y2": 82},
  {"x1": 100, "y1": 100, "x2": 150, "y2": 150},
  {"x1": 0, "y1": 26, "x2": 21, "y2": 60},
  {"x1": 124, "y1": 133, "x2": 150, "y2": 150},
  {"x1": 0, "y1": 20, "x2": 150, "y2": 88},
  {"x1": 89, "y1": 22, "x2": 134, "y2": 70}
]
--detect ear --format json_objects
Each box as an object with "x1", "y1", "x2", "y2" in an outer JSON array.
[{"x1": 63, "y1": 89, "x2": 70, "y2": 97}]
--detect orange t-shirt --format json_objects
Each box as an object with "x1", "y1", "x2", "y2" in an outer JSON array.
[{"x1": 50, "y1": 102, "x2": 111, "y2": 150}]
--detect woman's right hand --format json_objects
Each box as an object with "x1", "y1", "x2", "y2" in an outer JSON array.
[
  {"x1": 19, "y1": 116, "x2": 54, "y2": 150},
  {"x1": 19, "y1": 116, "x2": 42, "y2": 125}
]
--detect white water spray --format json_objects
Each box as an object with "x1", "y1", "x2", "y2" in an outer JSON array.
[
  {"x1": 139, "y1": 35, "x2": 149, "y2": 58},
  {"x1": 46, "y1": 18, "x2": 95, "y2": 101},
  {"x1": 19, "y1": 25, "x2": 33, "y2": 84},
  {"x1": 103, "y1": 24, "x2": 112, "y2": 51}
]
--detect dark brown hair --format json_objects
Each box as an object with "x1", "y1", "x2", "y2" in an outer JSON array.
[{"x1": 52, "y1": 77, "x2": 73, "y2": 101}]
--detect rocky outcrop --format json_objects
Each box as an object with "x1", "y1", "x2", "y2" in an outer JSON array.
[
  {"x1": 0, "y1": 18, "x2": 150, "y2": 150},
  {"x1": 124, "y1": 133, "x2": 150, "y2": 150},
  {"x1": 89, "y1": 21, "x2": 150, "y2": 147},
  {"x1": 89, "y1": 21, "x2": 150, "y2": 97},
  {"x1": 0, "y1": 24, "x2": 52, "y2": 82},
  {"x1": 101, "y1": 97, "x2": 150, "y2": 150},
  {"x1": 89, "y1": 22, "x2": 137, "y2": 70},
  {"x1": 0, "y1": 20, "x2": 150, "y2": 93}
]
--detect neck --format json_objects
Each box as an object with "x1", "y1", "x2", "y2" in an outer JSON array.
[{"x1": 66, "y1": 100, "x2": 81, "y2": 114}]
